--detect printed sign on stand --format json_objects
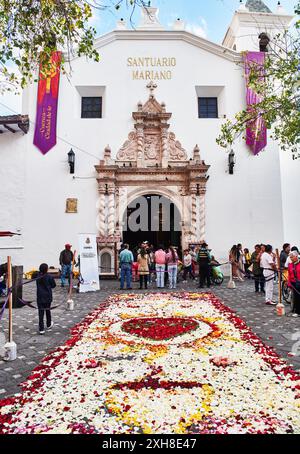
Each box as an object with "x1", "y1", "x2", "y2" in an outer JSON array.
[{"x1": 78, "y1": 234, "x2": 100, "y2": 293}]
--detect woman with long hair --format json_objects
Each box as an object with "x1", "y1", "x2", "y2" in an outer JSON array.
[
  {"x1": 137, "y1": 248, "x2": 150, "y2": 290},
  {"x1": 229, "y1": 245, "x2": 244, "y2": 281},
  {"x1": 166, "y1": 246, "x2": 179, "y2": 289}
]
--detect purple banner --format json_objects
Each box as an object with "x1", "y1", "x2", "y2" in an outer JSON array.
[
  {"x1": 33, "y1": 52, "x2": 61, "y2": 155},
  {"x1": 245, "y1": 52, "x2": 267, "y2": 155}
]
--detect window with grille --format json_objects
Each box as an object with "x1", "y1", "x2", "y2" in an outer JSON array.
[
  {"x1": 81, "y1": 97, "x2": 102, "y2": 118},
  {"x1": 198, "y1": 97, "x2": 218, "y2": 118}
]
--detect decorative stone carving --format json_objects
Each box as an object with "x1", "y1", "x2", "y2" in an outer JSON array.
[
  {"x1": 142, "y1": 97, "x2": 164, "y2": 114},
  {"x1": 168, "y1": 132, "x2": 187, "y2": 161},
  {"x1": 97, "y1": 186, "x2": 107, "y2": 236},
  {"x1": 116, "y1": 87, "x2": 190, "y2": 167},
  {"x1": 144, "y1": 134, "x2": 161, "y2": 160},
  {"x1": 193, "y1": 144, "x2": 201, "y2": 163},
  {"x1": 95, "y1": 83, "x2": 210, "y2": 266},
  {"x1": 116, "y1": 132, "x2": 137, "y2": 161}
]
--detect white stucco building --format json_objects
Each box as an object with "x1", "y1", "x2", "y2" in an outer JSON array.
[{"x1": 0, "y1": 0, "x2": 298, "y2": 275}]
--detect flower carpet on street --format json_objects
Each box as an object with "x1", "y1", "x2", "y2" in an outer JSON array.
[{"x1": 0, "y1": 292, "x2": 300, "y2": 434}]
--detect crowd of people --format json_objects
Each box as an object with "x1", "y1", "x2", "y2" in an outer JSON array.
[
  {"x1": 1, "y1": 241, "x2": 299, "y2": 336},
  {"x1": 118, "y1": 242, "x2": 213, "y2": 291},
  {"x1": 229, "y1": 243, "x2": 300, "y2": 316}
]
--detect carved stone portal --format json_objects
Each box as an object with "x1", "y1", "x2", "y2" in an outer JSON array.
[
  {"x1": 95, "y1": 84, "x2": 210, "y2": 276},
  {"x1": 115, "y1": 87, "x2": 188, "y2": 167}
]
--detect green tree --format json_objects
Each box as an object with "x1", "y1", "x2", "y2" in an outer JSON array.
[
  {"x1": 217, "y1": 2, "x2": 300, "y2": 159},
  {"x1": 0, "y1": 0, "x2": 149, "y2": 92}
]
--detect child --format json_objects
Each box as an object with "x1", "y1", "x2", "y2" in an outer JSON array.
[{"x1": 36, "y1": 263, "x2": 56, "y2": 335}]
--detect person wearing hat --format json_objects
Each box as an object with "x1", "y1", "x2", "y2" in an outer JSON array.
[
  {"x1": 59, "y1": 244, "x2": 74, "y2": 287},
  {"x1": 197, "y1": 242, "x2": 211, "y2": 289}
]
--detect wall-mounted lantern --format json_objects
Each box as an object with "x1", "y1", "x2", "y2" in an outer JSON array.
[
  {"x1": 68, "y1": 148, "x2": 75, "y2": 174},
  {"x1": 228, "y1": 150, "x2": 235, "y2": 175}
]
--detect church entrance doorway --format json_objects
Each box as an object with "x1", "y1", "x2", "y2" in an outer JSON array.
[{"x1": 122, "y1": 194, "x2": 182, "y2": 253}]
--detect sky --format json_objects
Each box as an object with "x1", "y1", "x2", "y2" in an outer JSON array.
[
  {"x1": 0, "y1": 0, "x2": 297, "y2": 115},
  {"x1": 91, "y1": 0, "x2": 296, "y2": 42}
]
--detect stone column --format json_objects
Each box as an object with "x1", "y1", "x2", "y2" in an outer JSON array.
[
  {"x1": 190, "y1": 184, "x2": 198, "y2": 241},
  {"x1": 161, "y1": 126, "x2": 169, "y2": 168},
  {"x1": 108, "y1": 185, "x2": 115, "y2": 236},
  {"x1": 199, "y1": 190, "x2": 206, "y2": 241},
  {"x1": 117, "y1": 187, "x2": 128, "y2": 237},
  {"x1": 98, "y1": 186, "x2": 107, "y2": 236},
  {"x1": 136, "y1": 124, "x2": 144, "y2": 168}
]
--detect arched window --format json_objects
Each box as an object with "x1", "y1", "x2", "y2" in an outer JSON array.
[
  {"x1": 101, "y1": 252, "x2": 112, "y2": 274},
  {"x1": 259, "y1": 33, "x2": 270, "y2": 52}
]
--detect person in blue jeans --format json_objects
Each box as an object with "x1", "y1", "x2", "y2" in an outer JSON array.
[
  {"x1": 119, "y1": 244, "x2": 134, "y2": 290},
  {"x1": 59, "y1": 244, "x2": 73, "y2": 287}
]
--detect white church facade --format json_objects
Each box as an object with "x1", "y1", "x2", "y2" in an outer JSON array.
[{"x1": 0, "y1": 0, "x2": 298, "y2": 274}]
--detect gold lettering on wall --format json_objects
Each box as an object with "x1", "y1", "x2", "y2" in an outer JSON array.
[{"x1": 128, "y1": 57, "x2": 176, "y2": 80}]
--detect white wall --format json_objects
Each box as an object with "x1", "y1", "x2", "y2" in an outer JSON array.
[
  {"x1": 279, "y1": 151, "x2": 300, "y2": 249},
  {"x1": 0, "y1": 132, "x2": 27, "y2": 266},
  {"x1": 1, "y1": 34, "x2": 287, "y2": 270}
]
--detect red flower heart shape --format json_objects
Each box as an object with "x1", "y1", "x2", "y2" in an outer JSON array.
[{"x1": 122, "y1": 317, "x2": 199, "y2": 341}]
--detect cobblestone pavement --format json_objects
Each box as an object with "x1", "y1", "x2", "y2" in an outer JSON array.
[{"x1": 0, "y1": 277, "x2": 299, "y2": 398}]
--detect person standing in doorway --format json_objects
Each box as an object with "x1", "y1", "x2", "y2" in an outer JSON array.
[
  {"x1": 155, "y1": 245, "x2": 166, "y2": 289},
  {"x1": 166, "y1": 246, "x2": 179, "y2": 289},
  {"x1": 59, "y1": 244, "x2": 74, "y2": 288},
  {"x1": 36, "y1": 263, "x2": 56, "y2": 335},
  {"x1": 119, "y1": 244, "x2": 134, "y2": 290},
  {"x1": 197, "y1": 242, "x2": 211, "y2": 288},
  {"x1": 260, "y1": 244, "x2": 277, "y2": 306}
]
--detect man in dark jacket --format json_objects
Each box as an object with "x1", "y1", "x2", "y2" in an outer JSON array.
[
  {"x1": 36, "y1": 263, "x2": 56, "y2": 334},
  {"x1": 197, "y1": 242, "x2": 211, "y2": 288},
  {"x1": 280, "y1": 243, "x2": 291, "y2": 270},
  {"x1": 59, "y1": 244, "x2": 73, "y2": 287}
]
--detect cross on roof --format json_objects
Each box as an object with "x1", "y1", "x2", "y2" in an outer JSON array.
[{"x1": 147, "y1": 81, "x2": 158, "y2": 97}]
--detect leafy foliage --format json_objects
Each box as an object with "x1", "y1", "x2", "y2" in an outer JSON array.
[
  {"x1": 0, "y1": 0, "x2": 149, "y2": 92},
  {"x1": 217, "y1": 2, "x2": 300, "y2": 158}
]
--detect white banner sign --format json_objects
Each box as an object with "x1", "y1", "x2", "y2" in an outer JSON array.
[{"x1": 78, "y1": 234, "x2": 100, "y2": 293}]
